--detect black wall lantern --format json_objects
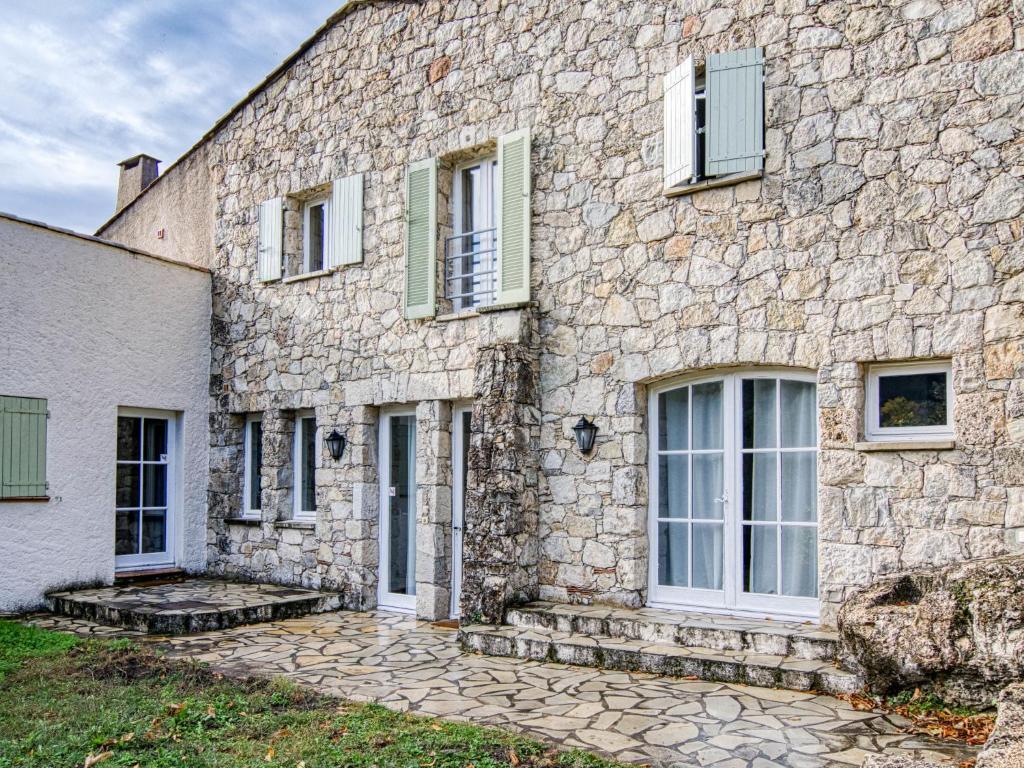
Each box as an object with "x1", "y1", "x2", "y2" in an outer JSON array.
[
  {"x1": 572, "y1": 417, "x2": 598, "y2": 454},
  {"x1": 325, "y1": 429, "x2": 347, "y2": 461}
]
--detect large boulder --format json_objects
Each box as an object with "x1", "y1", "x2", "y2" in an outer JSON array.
[{"x1": 838, "y1": 554, "x2": 1024, "y2": 708}]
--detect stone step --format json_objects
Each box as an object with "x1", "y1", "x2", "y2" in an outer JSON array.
[
  {"x1": 459, "y1": 624, "x2": 862, "y2": 696},
  {"x1": 507, "y1": 601, "x2": 839, "y2": 661},
  {"x1": 47, "y1": 579, "x2": 341, "y2": 635}
]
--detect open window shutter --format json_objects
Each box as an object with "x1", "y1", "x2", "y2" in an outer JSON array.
[
  {"x1": 663, "y1": 56, "x2": 695, "y2": 188},
  {"x1": 0, "y1": 396, "x2": 47, "y2": 499},
  {"x1": 258, "y1": 197, "x2": 283, "y2": 281},
  {"x1": 705, "y1": 47, "x2": 765, "y2": 177},
  {"x1": 496, "y1": 128, "x2": 531, "y2": 305},
  {"x1": 328, "y1": 173, "x2": 364, "y2": 268},
  {"x1": 404, "y1": 157, "x2": 437, "y2": 319}
]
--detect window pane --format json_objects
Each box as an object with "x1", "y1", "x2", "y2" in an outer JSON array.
[
  {"x1": 782, "y1": 527, "x2": 817, "y2": 597},
  {"x1": 658, "y1": 522, "x2": 688, "y2": 587},
  {"x1": 388, "y1": 415, "x2": 416, "y2": 596},
  {"x1": 308, "y1": 203, "x2": 325, "y2": 272},
  {"x1": 117, "y1": 417, "x2": 140, "y2": 461},
  {"x1": 780, "y1": 380, "x2": 816, "y2": 448},
  {"x1": 116, "y1": 464, "x2": 140, "y2": 508},
  {"x1": 658, "y1": 388, "x2": 688, "y2": 451},
  {"x1": 691, "y1": 523, "x2": 723, "y2": 590},
  {"x1": 742, "y1": 379, "x2": 777, "y2": 448},
  {"x1": 658, "y1": 455, "x2": 688, "y2": 519},
  {"x1": 743, "y1": 525, "x2": 777, "y2": 595},
  {"x1": 878, "y1": 371, "x2": 948, "y2": 428},
  {"x1": 692, "y1": 453, "x2": 723, "y2": 520},
  {"x1": 116, "y1": 510, "x2": 139, "y2": 555},
  {"x1": 249, "y1": 421, "x2": 263, "y2": 511},
  {"x1": 782, "y1": 452, "x2": 817, "y2": 522},
  {"x1": 141, "y1": 510, "x2": 167, "y2": 554},
  {"x1": 301, "y1": 417, "x2": 316, "y2": 513},
  {"x1": 742, "y1": 453, "x2": 777, "y2": 521},
  {"x1": 143, "y1": 419, "x2": 167, "y2": 461},
  {"x1": 143, "y1": 464, "x2": 167, "y2": 507},
  {"x1": 692, "y1": 381, "x2": 723, "y2": 449}
]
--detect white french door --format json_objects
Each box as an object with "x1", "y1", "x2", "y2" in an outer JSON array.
[
  {"x1": 379, "y1": 410, "x2": 418, "y2": 613},
  {"x1": 450, "y1": 406, "x2": 471, "y2": 618},
  {"x1": 115, "y1": 409, "x2": 176, "y2": 571},
  {"x1": 648, "y1": 371, "x2": 819, "y2": 619}
]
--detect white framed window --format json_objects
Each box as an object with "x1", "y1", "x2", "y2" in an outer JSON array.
[
  {"x1": 242, "y1": 414, "x2": 263, "y2": 519},
  {"x1": 302, "y1": 197, "x2": 330, "y2": 273},
  {"x1": 445, "y1": 157, "x2": 498, "y2": 312},
  {"x1": 292, "y1": 411, "x2": 318, "y2": 521},
  {"x1": 865, "y1": 361, "x2": 953, "y2": 442}
]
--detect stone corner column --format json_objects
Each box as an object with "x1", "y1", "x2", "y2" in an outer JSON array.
[
  {"x1": 461, "y1": 306, "x2": 540, "y2": 624},
  {"x1": 415, "y1": 399, "x2": 453, "y2": 621}
]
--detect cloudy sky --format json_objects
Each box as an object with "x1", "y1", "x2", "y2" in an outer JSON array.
[{"x1": 0, "y1": 1, "x2": 341, "y2": 234}]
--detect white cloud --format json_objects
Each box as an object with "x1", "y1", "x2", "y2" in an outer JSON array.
[{"x1": 0, "y1": 0, "x2": 341, "y2": 233}]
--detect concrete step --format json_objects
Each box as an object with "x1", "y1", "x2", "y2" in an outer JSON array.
[
  {"x1": 460, "y1": 623, "x2": 863, "y2": 696},
  {"x1": 507, "y1": 601, "x2": 839, "y2": 661},
  {"x1": 47, "y1": 578, "x2": 341, "y2": 635}
]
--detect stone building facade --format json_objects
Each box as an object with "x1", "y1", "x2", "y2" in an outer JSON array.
[{"x1": 100, "y1": 0, "x2": 1024, "y2": 626}]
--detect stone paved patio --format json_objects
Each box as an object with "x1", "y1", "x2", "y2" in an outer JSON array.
[{"x1": 29, "y1": 610, "x2": 978, "y2": 768}]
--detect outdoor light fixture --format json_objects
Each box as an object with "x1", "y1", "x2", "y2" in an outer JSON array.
[
  {"x1": 325, "y1": 429, "x2": 347, "y2": 461},
  {"x1": 572, "y1": 416, "x2": 598, "y2": 454}
]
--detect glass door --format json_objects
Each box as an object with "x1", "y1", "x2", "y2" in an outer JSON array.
[
  {"x1": 115, "y1": 411, "x2": 174, "y2": 570},
  {"x1": 450, "y1": 406, "x2": 471, "y2": 618},
  {"x1": 649, "y1": 371, "x2": 819, "y2": 619},
  {"x1": 379, "y1": 411, "x2": 417, "y2": 612}
]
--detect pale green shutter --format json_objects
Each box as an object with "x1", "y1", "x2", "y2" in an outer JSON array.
[
  {"x1": 258, "y1": 197, "x2": 283, "y2": 281},
  {"x1": 0, "y1": 396, "x2": 48, "y2": 499},
  {"x1": 705, "y1": 47, "x2": 765, "y2": 177},
  {"x1": 404, "y1": 157, "x2": 437, "y2": 319},
  {"x1": 496, "y1": 128, "x2": 531, "y2": 305},
  {"x1": 328, "y1": 173, "x2": 363, "y2": 267}
]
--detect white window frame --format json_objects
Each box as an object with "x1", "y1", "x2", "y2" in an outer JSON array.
[
  {"x1": 302, "y1": 197, "x2": 330, "y2": 274},
  {"x1": 292, "y1": 410, "x2": 318, "y2": 522},
  {"x1": 647, "y1": 369, "x2": 820, "y2": 621},
  {"x1": 242, "y1": 414, "x2": 263, "y2": 519},
  {"x1": 865, "y1": 361, "x2": 953, "y2": 442},
  {"x1": 449, "y1": 156, "x2": 498, "y2": 312}
]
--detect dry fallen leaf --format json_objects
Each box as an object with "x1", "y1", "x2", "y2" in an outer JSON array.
[
  {"x1": 119, "y1": 733, "x2": 134, "y2": 744},
  {"x1": 509, "y1": 748, "x2": 521, "y2": 766},
  {"x1": 265, "y1": 746, "x2": 276, "y2": 762},
  {"x1": 83, "y1": 753, "x2": 113, "y2": 768}
]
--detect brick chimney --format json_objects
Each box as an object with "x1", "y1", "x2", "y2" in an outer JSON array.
[{"x1": 115, "y1": 154, "x2": 160, "y2": 213}]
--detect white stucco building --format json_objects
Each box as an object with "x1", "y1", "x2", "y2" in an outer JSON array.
[{"x1": 0, "y1": 213, "x2": 211, "y2": 611}]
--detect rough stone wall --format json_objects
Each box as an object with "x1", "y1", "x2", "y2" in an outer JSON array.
[
  {"x1": 107, "y1": 0, "x2": 1024, "y2": 624},
  {"x1": 462, "y1": 308, "x2": 541, "y2": 623}
]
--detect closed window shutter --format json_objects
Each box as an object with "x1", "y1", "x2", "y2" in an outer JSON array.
[
  {"x1": 0, "y1": 396, "x2": 47, "y2": 499},
  {"x1": 258, "y1": 197, "x2": 283, "y2": 281},
  {"x1": 663, "y1": 56, "x2": 696, "y2": 188},
  {"x1": 496, "y1": 128, "x2": 531, "y2": 305},
  {"x1": 705, "y1": 47, "x2": 765, "y2": 177},
  {"x1": 404, "y1": 158, "x2": 437, "y2": 319},
  {"x1": 328, "y1": 173, "x2": 364, "y2": 268}
]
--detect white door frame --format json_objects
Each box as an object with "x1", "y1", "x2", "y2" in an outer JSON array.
[
  {"x1": 647, "y1": 368, "x2": 820, "y2": 620},
  {"x1": 450, "y1": 404, "x2": 472, "y2": 618},
  {"x1": 115, "y1": 407, "x2": 178, "y2": 572},
  {"x1": 378, "y1": 408, "x2": 418, "y2": 613}
]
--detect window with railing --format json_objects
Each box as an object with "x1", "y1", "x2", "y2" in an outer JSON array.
[{"x1": 446, "y1": 158, "x2": 497, "y2": 312}]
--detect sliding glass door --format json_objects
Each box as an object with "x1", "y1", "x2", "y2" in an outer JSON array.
[{"x1": 649, "y1": 371, "x2": 819, "y2": 618}]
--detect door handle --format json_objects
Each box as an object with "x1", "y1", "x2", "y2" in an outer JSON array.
[{"x1": 713, "y1": 491, "x2": 729, "y2": 504}]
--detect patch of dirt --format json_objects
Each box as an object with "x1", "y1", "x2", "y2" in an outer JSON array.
[{"x1": 838, "y1": 691, "x2": 995, "y2": 746}]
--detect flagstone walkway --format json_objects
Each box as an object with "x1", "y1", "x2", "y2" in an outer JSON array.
[{"x1": 29, "y1": 611, "x2": 977, "y2": 768}]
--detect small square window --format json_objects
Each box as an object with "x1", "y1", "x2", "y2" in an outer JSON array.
[
  {"x1": 303, "y1": 199, "x2": 328, "y2": 273},
  {"x1": 865, "y1": 362, "x2": 953, "y2": 441}
]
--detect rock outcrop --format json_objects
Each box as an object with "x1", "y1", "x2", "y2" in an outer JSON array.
[{"x1": 839, "y1": 554, "x2": 1024, "y2": 708}]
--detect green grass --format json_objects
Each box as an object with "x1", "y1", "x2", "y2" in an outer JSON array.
[{"x1": 0, "y1": 621, "x2": 622, "y2": 768}]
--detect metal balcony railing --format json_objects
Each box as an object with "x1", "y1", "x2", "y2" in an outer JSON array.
[{"x1": 444, "y1": 226, "x2": 497, "y2": 311}]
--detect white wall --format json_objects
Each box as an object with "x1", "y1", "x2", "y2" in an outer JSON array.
[{"x1": 0, "y1": 214, "x2": 211, "y2": 611}]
